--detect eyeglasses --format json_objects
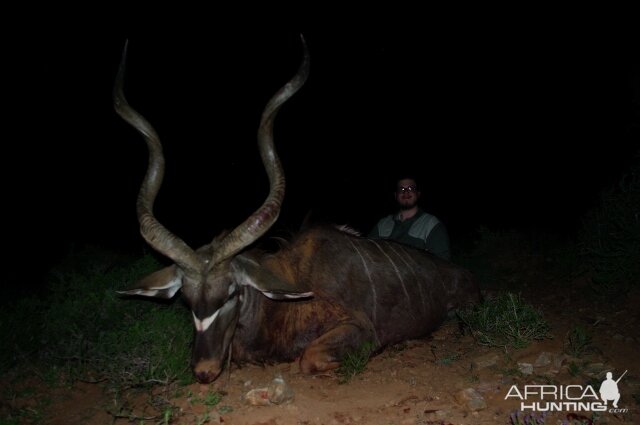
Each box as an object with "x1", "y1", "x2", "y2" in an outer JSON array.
[{"x1": 396, "y1": 185, "x2": 418, "y2": 194}]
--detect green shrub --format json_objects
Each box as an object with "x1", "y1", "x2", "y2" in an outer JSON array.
[
  {"x1": 1, "y1": 246, "x2": 193, "y2": 387},
  {"x1": 457, "y1": 292, "x2": 552, "y2": 351},
  {"x1": 0, "y1": 296, "x2": 47, "y2": 374},
  {"x1": 578, "y1": 158, "x2": 640, "y2": 296},
  {"x1": 564, "y1": 325, "x2": 592, "y2": 358}
]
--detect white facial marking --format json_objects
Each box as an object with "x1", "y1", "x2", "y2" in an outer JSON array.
[
  {"x1": 192, "y1": 309, "x2": 220, "y2": 333},
  {"x1": 263, "y1": 291, "x2": 314, "y2": 300}
]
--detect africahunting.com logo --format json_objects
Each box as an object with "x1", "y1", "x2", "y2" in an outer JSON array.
[{"x1": 505, "y1": 370, "x2": 629, "y2": 413}]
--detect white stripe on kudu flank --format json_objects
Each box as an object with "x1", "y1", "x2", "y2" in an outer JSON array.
[
  {"x1": 372, "y1": 242, "x2": 412, "y2": 309},
  {"x1": 348, "y1": 238, "x2": 377, "y2": 325},
  {"x1": 387, "y1": 243, "x2": 426, "y2": 314},
  {"x1": 192, "y1": 310, "x2": 220, "y2": 333}
]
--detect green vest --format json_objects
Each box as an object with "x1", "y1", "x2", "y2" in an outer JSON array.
[{"x1": 369, "y1": 209, "x2": 451, "y2": 260}]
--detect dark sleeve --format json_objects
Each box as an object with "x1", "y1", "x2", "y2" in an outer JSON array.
[{"x1": 425, "y1": 222, "x2": 450, "y2": 261}]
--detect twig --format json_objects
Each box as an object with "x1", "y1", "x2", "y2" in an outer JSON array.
[{"x1": 108, "y1": 410, "x2": 158, "y2": 421}]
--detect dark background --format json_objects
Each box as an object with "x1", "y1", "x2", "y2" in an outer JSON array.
[{"x1": 4, "y1": 25, "x2": 639, "y2": 286}]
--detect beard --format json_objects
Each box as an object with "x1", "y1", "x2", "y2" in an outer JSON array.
[{"x1": 398, "y1": 198, "x2": 418, "y2": 210}]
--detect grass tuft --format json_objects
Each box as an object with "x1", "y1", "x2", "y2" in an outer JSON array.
[
  {"x1": 564, "y1": 326, "x2": 592, "y2": 358},
  {"x1": 457, "y1": 292, "x2": 552, "y2": 351},
  {"x1": 336, "y1": 341, "x2": 375, "y2": 384}
]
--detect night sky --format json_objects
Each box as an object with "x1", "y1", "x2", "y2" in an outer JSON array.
[{"x1": 4, "y1": 26, "x2": 638, "y2": 285}]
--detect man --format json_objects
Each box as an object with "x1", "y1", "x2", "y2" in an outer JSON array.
[{"x1": 368, "y1": 177, "x2": 451, "y2": 260}]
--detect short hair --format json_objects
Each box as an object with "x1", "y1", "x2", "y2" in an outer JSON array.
[{"x1": 395, "y1": 175, "x2": 420, "y2": 191}]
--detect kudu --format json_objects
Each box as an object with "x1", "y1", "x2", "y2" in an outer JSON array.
[{"x1": 113, "y1": 39, "x2": 481, "y2": 384}]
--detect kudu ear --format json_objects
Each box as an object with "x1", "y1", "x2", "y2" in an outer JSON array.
[
  {"x1": 117, "y1": 265, "x2": 183, "y2": 299},
  {"x1": 231, "y1": 255, "x2": 313, "y2": 300}
]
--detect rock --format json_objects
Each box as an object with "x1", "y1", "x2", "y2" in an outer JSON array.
[
  {"x1": 454, "y1": 388, "x2": 487, "y2": 411},
  {"x1": 268, "y1": 374, "x2": 294, "y2": 404},
  {"x1": 472, "y1": 352, "x2": 501, "y2": 369},
  {"x1": 243, "y1": 387, "x2": 270, "y2": 406},
  {"x1": 518, "y1": 362, "x2": 533, "y2": 375},
  {"x1": 533, "y1": 351, "x2": 552, "y2": 368},
  {"x1": 242, "y1": 374, "x2": 295, "y2": 406}
]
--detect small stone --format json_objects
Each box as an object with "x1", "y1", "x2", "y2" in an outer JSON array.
[
  {"x1": 268, "y1": 374, "x2": 294, "y2": 404},
  {"x1": 534, "y1": 352, "x2": 552, "y2": 368},
  {"x1": 454, "y1": 388, "x2": 487, "y2": 411},
  {"x1": 243, "y1": 388, "x2": 270, "y2": 406},
  {"x1": 472, "y1": 352, "x2": 501, "y2": 369},
  {"x1": 518, "y1": 362, "x2": 533, "y2": 375}
]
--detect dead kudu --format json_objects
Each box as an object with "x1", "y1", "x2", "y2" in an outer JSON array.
[{"x1": 113, "y1": 39, "x2": 481, "y2": 384}]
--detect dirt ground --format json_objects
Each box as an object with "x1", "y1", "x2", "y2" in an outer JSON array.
[{"x1": 4, "y1": 275, "x2": 639, "y2": 425}]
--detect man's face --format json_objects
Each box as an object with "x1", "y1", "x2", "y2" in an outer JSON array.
[{"x1": 395, "y1": 178, "x2": 420, "y2": 210}]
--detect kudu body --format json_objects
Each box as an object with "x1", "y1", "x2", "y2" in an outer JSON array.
[{"x1": 113, "y1": 40, "x2": 481, "y2": 384}]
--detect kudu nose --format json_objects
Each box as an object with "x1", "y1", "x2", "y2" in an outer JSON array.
[
  {"x1": 195, "y1": 370, "x2": 216, "y2": 384},
  {"x1": 194, "y1": 359, "x2": 222, "y2": 384}
]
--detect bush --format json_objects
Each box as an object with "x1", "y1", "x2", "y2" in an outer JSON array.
[
  {"x1": 564, "y1": 325, "x2": 592, "y2": 358},
  {"x1": 0, "y1": 246, "x2": 193, "y2": 387},
  {"x1": 457, "y1": 292, "x2": 552, "y2": 351},
  {"x1": 578, "y1": 158, "x2": 640, "y2": 296}
]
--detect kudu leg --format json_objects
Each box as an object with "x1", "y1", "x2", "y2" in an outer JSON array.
[{"x1": 299, "y1": 316, "x2": 377, "y2": 375}]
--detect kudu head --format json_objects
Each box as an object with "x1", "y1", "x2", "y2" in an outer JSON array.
[{"x1": 113, "y1": 39, "x2": 312, "y2": 383}]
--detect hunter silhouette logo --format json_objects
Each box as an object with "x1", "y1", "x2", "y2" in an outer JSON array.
[
  {"x1": 505, "y1": 369, "x2": 630, "y2": 413},
  {"x1": 599, "y1": 370, "x2": 626, "y2": 408}
]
